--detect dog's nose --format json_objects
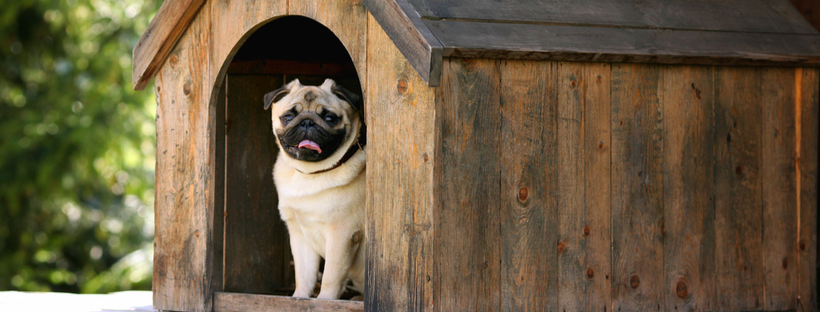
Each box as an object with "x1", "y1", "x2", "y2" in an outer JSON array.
[{"x1": 299, "y1": 119, "x2": 315, "y2": 128}]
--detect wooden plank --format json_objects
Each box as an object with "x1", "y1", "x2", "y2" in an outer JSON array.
[
  {"x1": 227, "y1": 60, "x2": 357, "y2": 76},
  {"x1": 211, "y1": 80, "x2": 227, "y2": 295},
  {"x1": 661, "y1": 65, "x2": 716, "y2": 312},
  {"x1": 434, "y1": 58, "x2": 501, "y2": 311},
  {"x1": 714, "y1": 67, "x2": 765, "y2": 311},
  {"x1": 498, "y1": 60, "x2": 558, "y2": 311},
  {"x1": 214, "y1": 292, "x2": 363, "y2": 312},
  {"x1": 798, "y1": 68, "x2": 819, "y2": 312},
  {"x1": 610, "y1": 63, "x2": 665, "y2": 312},
  {"x1": 289, "y1": 0, "x2": 369, "y2": 93},
  {"x1": 132, "y1": 0, "x2": 205, "y2": 90},
  {"x1": 152, "y1": 5, "x2": 216, "y2": 311},
  {"x1": 407, "y1": 0, "x2": 817, "y2": 34},
  {"x1": 424, "y1": 20, "x2": 820, "y2": 67},
  {"x1": 223, "y1": 74, "x2": 294, "y2": 295},
  {"x1": 556, "y1": 62, "x2": 612, "y2": 312},
  {"x1": 364, "y1": 12, "x2": 436, "y2": 311},
  {"x1": 760, "y1": 68, "x2": 798, "y2": 310},
  {"x1": 361, "y1": 0, "x2": 443, "y2": 86}
]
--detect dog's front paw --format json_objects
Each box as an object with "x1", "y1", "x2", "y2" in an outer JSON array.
[{"x1": 292, "y1": 289, "x2": 312, "y2": 298}]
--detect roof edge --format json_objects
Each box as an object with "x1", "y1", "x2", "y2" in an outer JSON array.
[
  {"x1": 362, "y1": 0, "x2": 443, "y2": 87},
  {"x1": 132, "y1": 0, "x2": 206, "y2": 91}
]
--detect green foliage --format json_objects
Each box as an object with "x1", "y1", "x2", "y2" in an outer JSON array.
[{"x1": 0, "y1": 0, "x2": 160, "y2": 293}]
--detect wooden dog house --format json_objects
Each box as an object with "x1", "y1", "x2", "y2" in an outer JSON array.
[{"x1": 133, "y1": 0, "x2": 820, "y2": 311}]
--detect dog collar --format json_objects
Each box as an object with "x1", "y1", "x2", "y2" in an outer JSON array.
[{"x1": 298, "y1": 142, "x2": 362, "y2": 175}]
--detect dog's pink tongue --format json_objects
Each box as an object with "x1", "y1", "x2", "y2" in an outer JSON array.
[{"x1": 298, "y1": 140, "x2": 322, "y2": 153}]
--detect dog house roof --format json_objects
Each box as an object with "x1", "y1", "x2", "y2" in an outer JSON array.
[{"x1": 133, "y1": 0, "x2": 820, "y2": 88}]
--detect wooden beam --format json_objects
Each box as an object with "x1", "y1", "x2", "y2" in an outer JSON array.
[
  {"x1": 361, "y1": 0, "x2": 443, "y2": 87},
  {"x1": 132, "y1": 0, "x2": 206, "y2": 90},
  {"x1": 214, "y1": 292, "x2": 364, "y2": 312},
  {"x1": 425, "y1": 20, "x2": 820, "y2": 67}
]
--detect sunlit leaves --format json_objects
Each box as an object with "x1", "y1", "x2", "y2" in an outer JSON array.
[{"x1": 0, "y1": 0, "x2": 160, "y2": 293}]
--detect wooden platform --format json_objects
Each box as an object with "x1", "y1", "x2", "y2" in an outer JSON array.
[{"x1": 0, "y1": 291, "x2": 155, "y2": 312}]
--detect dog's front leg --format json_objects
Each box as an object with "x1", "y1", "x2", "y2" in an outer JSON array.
[
  {"x1": 287, "y1": 223, "x2": 320, "y2": 298},
  {"x1": 316, "y1": 229, "x2": 362, "y2": 299}
]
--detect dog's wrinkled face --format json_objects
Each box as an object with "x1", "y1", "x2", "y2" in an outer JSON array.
[{"x1": 264, "y1": 79, "x2": 361, "y2": 162}]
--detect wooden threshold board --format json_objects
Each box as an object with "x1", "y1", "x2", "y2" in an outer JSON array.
[{"x1": 213, "y1": 292, "x2": 364, "y2": 312}]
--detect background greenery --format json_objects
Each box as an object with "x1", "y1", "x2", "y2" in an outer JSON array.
[{"x1": 0, "y1": 0, "x2": 160, "y2": 293}]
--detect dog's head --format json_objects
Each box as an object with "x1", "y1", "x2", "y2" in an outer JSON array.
[{"x1": 264, "y1": 79, "x2": 362, "y2": 163}]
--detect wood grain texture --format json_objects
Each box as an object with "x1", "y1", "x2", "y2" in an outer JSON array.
[
  {"x1": 661, "y1": 66, "x2": 715, "y2": 312},
  {"x1": 132, "y1": 0, "x2": 205, "y2": 90},
  {"x1": 208, "y1": 0, "x2": 287, "y2": 88},
  {"x1": 214, "y1": 292, "x2": 363, "y2": 312},
  {"x1": 798, "y1": 68, "x2": 819, "y2": 312},
  {"x1": 714, "y1": 67, "x2": 765, "y2": 311},
  {"x1": 556, "y1": 62, "x2": 612, "y2": 312},
  {"x1": 610, "y1": 63, "x2": 665, "y2": 312},
  {"x1": 425, "y1": 20, "x2": 820, "y2": 68},
  {"x1": 289, "y1": 0, "x2": 368, "y2": 93},
  {"x1": 435, "y1": 58, "x2": 501, "y2": 312},
  {"x1": 498, "y1": 60, "x2": 558, "y2": 312},
  {"x1": 361, "y1": 0, "x2": 443, "y2": 86},
  {"x1": 408, "y1": 0, "x2": 816, "y2": 34},
  {"x1": 223, "y1": 74, "x2": 293, "y2": 295},
  {"x1": 364, "y1": 12, "x2": 435, "y2": 312},
  {"x1": 760, "y1": 68, "x2": 798, "y2": 310},
  {"x1": 152, "y1": 4, "x2": 215, "y2": 311}
]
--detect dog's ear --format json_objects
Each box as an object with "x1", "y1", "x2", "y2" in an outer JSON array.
[
  {"x1": 264, "y1": 86, "x2": 289, "y2": 110},
  {"x1": 331, "y1": 84, "x2": 362, "y2": 112},
  {"x1": 264, "y1": 79, "x2": 301, "y2": 110}
]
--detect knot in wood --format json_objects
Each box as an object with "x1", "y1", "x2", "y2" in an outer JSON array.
[
  {"x1": 423, "y1": 153, "x2": 429, "y2": 163},
  {"x1": 630, "y1": 275, "x2": 640, "y2": 289},
  {"x1": 586, "y1": 267, "x2": 594, "y2": 279},
  {"x1": 570, "y1": 80, "x2": 577, "y2": 88},
  {"x1": 183, "y1": 80, "x2": 192, "y2": 96},
  {"x1": 676, "y1": 279, "x2": 688, "y2": 298},
  {"x1": 735, "y1": 166, "x2": 743, "y2": 175},
  {"x1": 557, "y1": 241, "x2": 566, "y2": 253},
  {"x1": 397, "y1": 79, "x2": 409, "y2": 94},
  {"x1": 800, "y1": 240, "x2": 807, "y2": 251},
  {"x1": 782, "y1": 258, "x2": 788, "y2": 269},
  {"x1": 518, "y1": 187, "x2": 529, "y2": 202},
  {"x1": 583, "y1": 225, "x2": 590, "y2": 237}
]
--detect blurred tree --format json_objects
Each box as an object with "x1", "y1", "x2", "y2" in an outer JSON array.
[{"x1": 0, "y1": 0, "x2": 160, "y2": 293}]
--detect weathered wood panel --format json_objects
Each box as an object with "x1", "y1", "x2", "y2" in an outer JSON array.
[
  {"x1": 760, "y1": 68, "x2": 798, "y2": 310},
  {"x1": 610, "y1": 63, "x2": 665, "y2": 312},
  {"x1": 798, "y1": 68, "x2": 819, "y2": 312},
  {"x1": 364, "y1": 12, "x2": 435, "y2": 312},
  {"x1": 661, "y1": 66, "x2": 715, "y2": 312},
  {"x1": 557, "y1": 62, "x2": 612, "y2": 312},
  {"x1": 289, "y1": 0, "x2": 368, "y2": 92},
  {"x1": 435, "y1": 58, "x2": 501, "y2": 312},
  {"x1": 214, "y1": 292, "x2": 363, "y2": 312},
  {"x1": 407, "y1": 0, "x2": 816, "y2": 34},
  {"x1": 498, "y1": 60, "x2": 558, "y2": 311},
  {"x1": 152, "y1": 4, "x2": 215, "y2": 311},
  {"x1": 223, "y1": 74, "x2": 293, "y2": 295},
  {"x1": 791, "y1": 0, "x2": 820, "y2": 32},
  {"x1": 425, "y1": 20, "x2": 820, "y2": 68},
  {"x1": 361, "y1": 0, "x2": 442, "y2": 86},
  {"x1": 714, "y1": 67, "x2": 765, "y2": 311},
  {"x1": 132, "y1": 0, "x2": 206, "y2": 90},
  {"x1": 211, "y1": 82, "x2": 226, "y2": 296},
  {"x1": 208, "y1": 0, "x2": 287, "y2": 88}
]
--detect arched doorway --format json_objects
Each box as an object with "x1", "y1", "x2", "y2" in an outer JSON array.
[{"x1": 214, "y1": 16, "x2": 363, "y2": 297}]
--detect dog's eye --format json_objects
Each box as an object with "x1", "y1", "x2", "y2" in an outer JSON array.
[
  {"x1": 324, "y1": 114, "x2": 338, "y2": 125},
  {"x1": 281, "y1": 114, "x2": 294, "y2": 125}
]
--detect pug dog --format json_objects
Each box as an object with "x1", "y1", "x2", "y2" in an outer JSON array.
[{"x1": 263, "y1": 79, "x2": 366, "y2": 299}]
